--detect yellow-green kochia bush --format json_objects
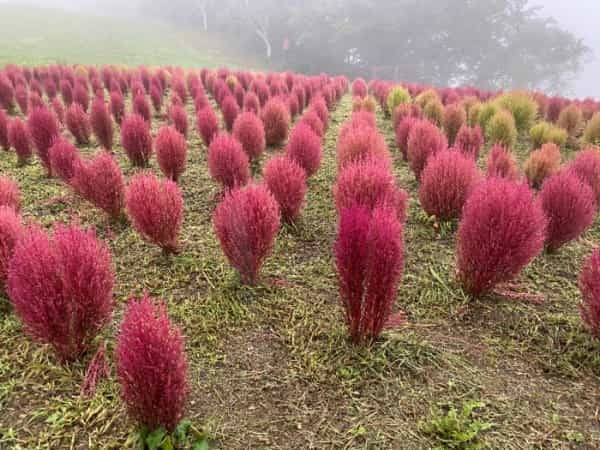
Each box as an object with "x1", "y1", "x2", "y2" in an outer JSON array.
[{"x1": 386, "y1": 86, "x2": 411, "y2": 115}]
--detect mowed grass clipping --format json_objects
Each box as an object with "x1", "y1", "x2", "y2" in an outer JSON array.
[{"x1": 0, "y1": 85, "x2": 599, "y2": 449}]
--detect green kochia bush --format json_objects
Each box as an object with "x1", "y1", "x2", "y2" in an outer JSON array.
[
  {"x1": 486, "y1": 110, "x2": 517, "y2": 149},
  {"x1": 386, "y1": 86, "x2": 411, "y2": 115},
  {"x1": 529, "y1": 121, "x2": 567, "y2": 148},
  {"x1": 496, "y1": 92, "x2": 538, "y2": 133}
]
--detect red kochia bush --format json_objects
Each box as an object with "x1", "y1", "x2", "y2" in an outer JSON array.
[
  {"x1": 213, "y1": 184, "x2": 281, "y2": 284},
  {"x1": 8, "y1": 118, "x2": 32, "y2": 165},
  {"x1": 27, "y1": 107, "x2": 60, "y2": 176},
  {"x1": 568, "y1": 148, "x2": 600, "y2": 207},
  {"x1": 262, "y1": 97, "x2": 291, "y2": 146},
  {"x1": 334, "y1": 205, "x2": 404, "y2": 344},
  {"x1": 454, "y1": 125, "x2": 484, "y2": 160},
  {"x1": 196, "y1": 107, "x2": 219, "y2": 146},
  {"x1": 232, "y1": 112, "x2": 266, "y2": 160},
  {"x1": 208, "y1": 134, "x2": 250, "y2": 190},
  {"x1": 299, "y1": 110, "x2": 325, "y2": 138},
  {"x1": 418, "y1": 149, "x2": 481, "y2": 221},
  {"x1": 579, "y1": 248, "x2": 600, "y2": 338},
  {"x1": 337, "y1": 122, "x2": 389, "y2": 169},
  {"x1": 90, "y1": 97, "x2": 114, "y2": 151},
  {"x1": 334, "y1": 159, "x2": 408, "y2": 223},
  {"x1": 72, "y1": 152, "x2": 125, "y2": 220},
  {"x1": 0, "y1": 206, "x2": 22, "y2": 290},
  {"x1": 116, "y1": 293, "x2": 189, "y2": 432},
  {"x1": 0, "y1": 109, "x2": 8, "y2": 151},
  {"x1": 221, "y1": 95, "x2": 240, "y2": 131},
  {"x1": 65, "y1": 103, "x2": 91, "y2": 145},
  {"x1": 486, "y1": 144, "x2": 521, "y2": 181},
  {"x1": 0, "y1": 175, "x2": 21, "y2": 212},
  {"x1": 125, "y1": 173, "x2": 184, "y2": 255},
  {"x1": 443, "y1": 103, "x2": 467, "y2": 146},
  {"x1": 352, "y1": 78, "x2": 368, "y2": 99},
  {"x1": 110, "y1": 90, "x2": 125, "y2": 125},
  {"x1": 456, "y1": 178, "x2": 547, "y2": 296},
  {"x1": 132, "y1": 94, "x2": 152, "y2": 123},
  {"x1": 540, "y1": 171, "x2": 595, "y2": 251},
  {"x1": 7, "y1": 223, "x2": 114, "y2": 361},
  {"x1": 168, "y1": 104, "x2": 189, "y2": 138},
  {"x1": 155, "y1": 126, "x2": 187, "y2": 182},
  {"x1": 0, "y1": 74, "x2": 15, "y2": 111},
  {"x1": 285, "y1": 123, "x2": 323, "y2": 177},
  {"x1": 49, "y1": 138, "x2": 80, "y2": 183},
  {"x1": 406, "y1": 120, "x2": 448, "y2": 181},
  {"x1": 121, "y1": 114, "x2": 153, "y2": 167},
  {"x1": 263, "y1": 156, "x2": 307, "y2": 222}
]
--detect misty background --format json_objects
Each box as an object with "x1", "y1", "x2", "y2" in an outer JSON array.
[{"x1": 3, "y1": 0, "x2": 599, "y2": 99}]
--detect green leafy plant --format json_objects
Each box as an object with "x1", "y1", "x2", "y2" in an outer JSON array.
[
  {"x1": 421, "y1": 400, "x2": 492, "y2": 450},
  {"x1": 135, "y1": 420, "x2": 211, "y2": 450}
]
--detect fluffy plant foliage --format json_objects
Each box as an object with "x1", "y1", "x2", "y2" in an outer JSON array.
[
  {"x1": 72, "y1": 152, "x2": 125, "y2": 220},
  {"x1": 263, "y1": 156, "x2": 307, "y2": 222},
  {"x1": 232, "y1": 112, "x2": 266, "y2": 160},
  {"x1": 568, "y1": 148, "x2": 600, "y2": 207},
  {"x1": 443, "y1": 104, "x2": 467, "y2": 146},
  {"x1": 496, "y1": 92, "x2": 538, "y2": 133},
  {"x1": 386, "y1": 86, "x2": 411, "y2": 115},
  {"x1": 529, "y1": 121, "x2": 567, "y2": 148},
  {"x1": 116, "y1": 293, "x2": 189, "y2": 432},
  {"x1": 583, "y1": 113, "x2": 600, "y2": 146},
  {"x1": 352, "y1": 78, "x2": 368, "y2": 98},
  {"x1": 579, "y1": 248, "x2": 600, "y2": 338},
  {"x1": 486, "y1": 110, "x2": 517, "y2": 149},
  {"x1": 0, "y1": 206, "x2": 22, "y2": 290},
  {"x1": 27, "y1": 107, "x2": 60, "y2": 175},
  {"x1": 299, "y1": 110, "x2": 325, "y2": 138},
  {"x1": 213, "y1": 183, "x2": 281, "y2": 284},
  {"x1": 0, "y1": 176, "x2": 21, "y2": 212},
  {"x1": 261, "y1": 98, "x2": 291, "y2": 146},
  {"x1": 7, "y1": 118, "x2": 32, "y2": 165},
  {"x1": 334, "y1": 158, "x2": 407, "y2": 223},
  {"x1": 110, "y1": 90, "x2": 125, "y2": 125},
  {"x1": 155, "y1": 126, "x2": 187, "y2": 182},
  {"x1": 0, "y1": 109, "x2": 8, "y2": 151},
  {"x1": 49, "y1": 138, "x2": 80, "y2": 183},
  {"x1": 557, "y1": 104, "x2": 583, "y2": 137},
  {"x1": 334, "y1": 205, "x2": 404, "y2": 344},
  {"x1": 207, "y1": 134, "x2": 250, "y2": 190},
  {"x1": 221, "y1": 95, "x2": 240, "y2": 131},
  {"x1": 423, "y1": 98, "x2": 444, "y2": 127},
  {"x1": 196, "y1": 107, "x2": 219, "y2": 146},
  {"x1": 456, "y1": 178, "x2": 546, "y2": 296},
  {"x1": 90, "y1": 97, "x2": 114, "y2": 151},
  {"x1": 395, "y1": 116, "x2": 419, "y2": 160},
  {"x1": 132, "y1": 94, "x2": 152, "y2": 123},
  {"x1": 406, "y1": 120, "x2": 448, "y2": 180},
  {"x1": 540, "y1": 171, "x2": 595, "y2": 251},
  {"x1": 337, "y1": 122, "x2": 389, "y2": 169},
  {"x1": 486, "y1": 144, "x2": 521, "y2": 181},
  {"x1": 125, "y1": 173, "x2": 184, "y2": 255},
  {"x1": 524, "y1": 143, "x2": 562, "y2": 189},
  {"x1": 454, "y1": 125, "x2": 484, "y2": 159},
  {"x1": 168, "y1": 104, "x2": 189, "y2": 138},
  {"x1": 7, "y1": 223, "x2": 114, "y2": 361},
  {"x1": 65, "y1": 103, "x2": 91, "y2": 145},
  {"x1": 285, "y1": 123, "x2": 323, "y2": 177},
  {"x1": 121, "y1": 114, "x2": 153, "y2": 167},
  {"x1": 418, "y1": 149, "x2": 481, "y2": 221}
]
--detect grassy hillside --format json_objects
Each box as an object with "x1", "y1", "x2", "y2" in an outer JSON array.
[{"x1": 0, "y1": 3, "x2": 263, "y2": 69}]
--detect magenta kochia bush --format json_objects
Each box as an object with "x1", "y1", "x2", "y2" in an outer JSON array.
[
  {"x1": 196, "y1": 107, "x2": 219, "y2": 146},
  {"x1": 456, "y1": 178, "x2": 547, "y2": 296},
  {"x1": 72, "y1": 152, "x2": 125, "y2": 220},
  {"x1": 285, "y1": 123, "x2": 323, "y2": 177},
  {"x1": 334, "y1": 159, "x2": 407, "y2": 223},
  {"x1": 116, "y1": 293, "x2": 189, "y2": 432},
  {"x1": 232, "y1": 112, "x2": 265, "y2": 160},
  {"x1": 213, "y1": 184, "x2": 281, "y2": 284},
  {"x1": 262, "y1": 97, "x2": 291, "y2": 146},
  {"x1": 395, "y1": 116, "x2": 418, "y2": 160},
  {"x1": 90, "y1": 97, "x2": 114, "y2": 151},
  {"x1": 579, "y1": 248, "x2": 600, "y2": 338},
  {"x1": 0, "y1": 109, "x2": 8, "y2": 151},
  {"x1": 155, "y1": 126, "x2": 187, "y2": 182},
  {"x1": 49, "y1": 138, "x2": 80, "y2": 183},
  {"x1": 65, "y1": 103, "x2": 91, "y2": 145},
  {"x1": 418, "y1": 149, "x2": 481, "y2": 221},
  {"x1": 7, "y1": 223, "x2": 114, "y2": 361},
  {"x1": 540, "y1": 171, "x2": 595, "y2": 251},
  {"x1": 568, "y1": 148, "x2": 600, "y2": 207},
  {"x1": 125, "y1": 173, "x2": 184, "y2": 255},
  {"x1": 27, "y1": 107, "x2": 60, "y2": 176},
  {"x1": 168, "y1": 104, "x2": 189, "y2": 138},
  {"x1": 334, "y1": 205, "x2": 404, "y2": 344},
  {"x1": 0, "y1": 206, "x2": 22, "y2": 290},
  {"x1": 110, "y1": 90, "x2": 125, "y2": 125},
  {"x1": 7, "y1": 118, "x2": 32, "y2": 165},
  {"x1": 0, "y1": 176, "x2": 21, "y2": 212},
  {"x1": 407, "y1": 120, "x2": 448, "y2": 181},
  {"x1": 221, "y1": 95, "x2": 240, "y2": 131},
  {"x1": 486, "y1": 144, "x2": 521, "y2": 181},
  {"x1": 121, "y1": 114, "x2": 153, "y2": 167},
  {"x1": 454, "y1": 125, "x2": 484, "y2": 160},
  {"x1": 263, "y1": 156, "x2": 307, "y2": 222},
  {"x1": 208, "y1": 134, "x2": 250, "y2": 190}
]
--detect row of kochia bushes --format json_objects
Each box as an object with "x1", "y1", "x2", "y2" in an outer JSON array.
[{"x1": 0, "y1": 63, "x2": 344, "y2": 438}]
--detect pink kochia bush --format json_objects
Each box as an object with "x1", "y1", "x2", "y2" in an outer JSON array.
[
  {"x1": 456, "y1": 178, "x2": 547, "y2": 296},
  {"x1": 395, "y1": 116, "x2": 419, "y2": 160},
  {"x1": 196, "y1": 107, "x2": 219, "y2": 146},
  {"x1": 221, "y1": 95, "x2": 240, "y2": 131},
  {"x1": 213, "y1": 184, "x2": 281, "y2": 284},
  {"x1": 27, "y1": 107, "x2": 60, "y2": 175},
  {"x1": 121, "y1": 114, "x2": 153, "y2": 167},
  {"x1": 65, "y1": 103, "x2": 91, "y2": 145},
  {"x1": 568, "y1": 148, "x2": 600, "y2": 207},
  {"x1": 155, "y1": 126, "x2": 187, "y2": 182},
  {"x1": 579, "y1": 248, "x2": 600, "y2": 338},
  {"x1": 125, "y1": 173, "x2": 184, "y2": 255},
  {"x1": 454, "y1": 125, "x2": 484, "y2": 160},
  {"x1": 0, "y1": 109, "x2": 8, "y2": 151},
  {"x1": 7, "y1": 223, "x2": 114, "y2": 361},
  {"x1": 0, "y1": 206, "x2": 22, "y2": 290},
  {"x1": 49, "y1": 138, "x2": 80, "y2": 183},
  {"x1": 168, "y1": 104, "x2": 189, "y2": 138},
  {"x1": 486, "y1": 144, "x2": 521, "y2": 181},
  {"x1": 7, "y1": 118, "x2": 32, "y2": 165},
  {"x1": 334, "y1": 159, "x2": 407, "y2": 222},
  {"x1": 334, "y1": 205, "x2": 404, "y2": 344},
  {"x1": 232, "y1": 112, "x2": 266, "y2": 160},
  {"x1": 263, "y1": 156, "x2": 307, "y2": 222},
  {"x1": 285, "y1": 123, "x2": 323, "y2": 177},
  {"x1": 0, "y1": 176, "x2": 21, "y2": 212},
  {"x1": 262, "y1": 97, "x2": 291, "y2": 146},
  {"x1": 337, "y1": 122, "x2": 389, "y2": 169},
  {"x1": 208, "y1": 134, "x2": 250, "y2": 190},
  {"x1": 116, "y1": 293, "x2": 189, "y2": 432},
  {"x1": 540, "y1": 171, "x2": 595, "y2": 251},
  {"x1": 407, "y1": 120, "x2": 448, "y2": 181},
  {"x1": 90, "y1": 97, "x2": 114, "y2": 151},
  {"x1": 72, "y1": 152, "x2": 125, "y2": 220},
  {"x1": 418, "y1": 149, "x2": 481, "y2": 221}
]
